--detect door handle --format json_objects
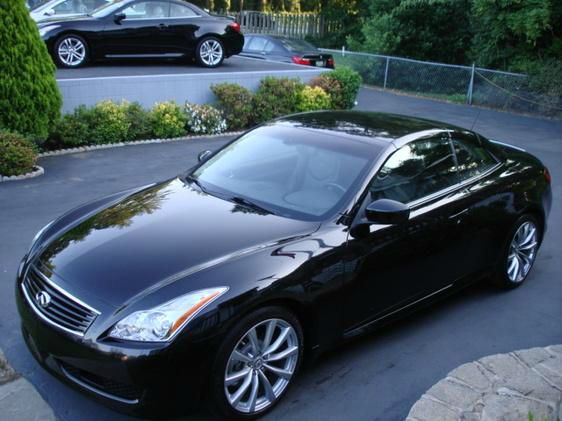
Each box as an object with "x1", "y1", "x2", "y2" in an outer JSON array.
[
  {"x1": 158, "y1": 23, "x2": 168, "y2": 29},
  {"x1": 449, "y1": 208, "x2": 469, "y2": 222}
]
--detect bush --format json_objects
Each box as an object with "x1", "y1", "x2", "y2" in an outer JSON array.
[
  {"x1": 149, "y1": 102, "x2": 186, "y2": 138},
  {"x1": 47, "y1": 107, "x2": 91, "y2": 149},
  {"x1": 312, "y1": 67, "x2": 362, "y2": 109},
  {"x1": 297, "y1": 86, "x2": 332, "y2": 112},
  {"x1": 184, "y1": 102, "x2": 227, "y2": 135},
  {"x1": 0, "y1": 131, "x2": 37, "y2": 176},
  {"x1": 211, "y1": 83, "x2": 254, "y2": 130},
  {"x1": 124, "y1": 102, "x2": 152, "y2": 141},
  {"x1": 310, "y1": 75, "x2": 343, "y2": 107},
  {"x1": 87, "y1": 101, "x2": 130, "y2": 144},
  {"x1": 253, "y1": 77, "x2": 304, "y2": 123},
  {"x1": 0, "y1": 2, "x2": 62, "y2": 142}
]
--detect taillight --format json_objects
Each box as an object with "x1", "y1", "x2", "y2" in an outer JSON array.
[
  {"x1": 544, "y1": 167, "x2": 551, "y2": 184},
  {"x1": 292, "y1": 56, "x2": 311, "y2": 65},
  {"x1": 326, "y1": 58, "x2": 334, "y2": 68},
  {"x1": 229, "y1": 22, "x2": 241, "y2": 33}
]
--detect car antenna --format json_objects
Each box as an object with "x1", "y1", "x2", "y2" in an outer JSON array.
[{"x1": 470, "y1": 107, "x2": 482, "y2": 131}]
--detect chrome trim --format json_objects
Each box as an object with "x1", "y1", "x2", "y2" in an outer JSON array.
[
  {"x1": 489, "y1": 139, "x2": 526, "y2": 152},
  {"x1": 60, "y1": 365, "x2": 140, "y2": 405},
  {"x1": 32, "y1": 267, "x2": 100, "y2": 316}
]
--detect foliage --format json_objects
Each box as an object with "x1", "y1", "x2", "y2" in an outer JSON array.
[
  {"x1": 211, "y1": 83, "x2": 255, "y2": 130},
  {"x1": 149, "y1": 102, "x2": 186, "y2": 138},
  {"x1": 87, "y1": 101, "x2": 130, "y2": 144},
  {"x1": 124, "y1": 102, "x2": 152, "y2": 141},
  {"x1": 312, "y1": 67, "x2": 361, "y2": 109},
  {"x1": 184, "y1": 102, "x2": 227, "y2": 134},
  {"x1": 0, "y1": 1, "x2": 62, "y2": 142},
  {"x1": 348, "y1": 0, "x2": 472, "y2": 65},
  {"x1": 252, "y1": 77, "x2": 304, "y2": 122},
  {"x1": 48, "y1": 107, "x2": 91, "y2": 148},
  {"x1": 296, "y1": 86, "x2": 331, "y2": 111},
  {"x1": 0, "y1": 131, "x2": 37, "y2": 176}
]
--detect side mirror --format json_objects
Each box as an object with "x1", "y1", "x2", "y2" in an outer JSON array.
[
  {"x1": 114, "y1": 12, "x2": 126, "y2": 23},
  {"x1": 365, "y1": 199, "x2": 410, "y2": 225},
  {"x1": 44, "y1": 8, "x2": 55, "y2": 16},
  {"x1": 198, "y1": 150, "x2": 213, "y2": 162}
]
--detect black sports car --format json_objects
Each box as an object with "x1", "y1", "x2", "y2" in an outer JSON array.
[
  {"x1": 241, "y1": 34, "x2": 334, "y2": 68},
  {"x1": 37, "y1": 0, "x2": 244, "y2": 68},
  {"x1": 17, "y1": 112, "x2": 551, "y2": 419}
]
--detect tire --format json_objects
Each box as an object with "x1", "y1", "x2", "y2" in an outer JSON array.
[
  {"x1": 209, "y1": 306, "x2": 304, "y2": 419},
  {"x1": 54, "y1": 34, "x2": 89, "y2": 68},
  {"x1": 493, "y1": 214, "x2": 541, "y2": 289},
  {"x1": 195, "y1": 36, "x2": 225, "y2": 68}
]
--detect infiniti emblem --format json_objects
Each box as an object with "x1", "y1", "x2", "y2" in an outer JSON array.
[{"x1": 35, "y1": 291, "x2": 51, "y2": 308}]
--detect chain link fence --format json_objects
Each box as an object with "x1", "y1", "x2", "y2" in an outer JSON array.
[{"x1": 320, "y1": 49, "x2": 562, "y2": 119}]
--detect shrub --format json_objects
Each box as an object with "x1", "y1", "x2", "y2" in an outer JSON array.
[
  {"x1": 124, "y1": 102, "x2": 152, "y2": 141},
  {"x1": 312, "y1": 67, "x2": 362, "y2": 109},
  {"x1": 253, "y1": 77, "x2": 304, "y2": 123},
  {"x1": 211, "y1": 83, "x2": 254, "y2": 130},
  {"x1": 0, "y1": 2, "x2": 62, "y2": 142},
  {"x1": 296, "y1": 86, "x2": 332, "y2": 112},
  {"x1": 310, "y1": 75, "x2": 343, "y2": 108},
  {"x1": 184, "y1": 102, "x2": 227, "y2": 135},
  {"x1": 86, "y1": 101, "x2": 130, "y2": 144},
  {"x1": 149, "y1": 101, "x2": 186, "y2": 138},
  {"x1": 47, "y1": 107, "x2": 90, "y2": 149},
  {"x1": 0, "y1": 131, "x2": 37, "y2": 176}
]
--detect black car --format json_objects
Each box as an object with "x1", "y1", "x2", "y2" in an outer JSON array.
[
  {"x1": 241, "y1": 34, "x2": 334, "y2": 68},
  {"x1": 17, "y1": 112, "x2": 551, "y2": 419},
  {"x1": 37, "y1": 0, "x2": 244, "y2": 68}
]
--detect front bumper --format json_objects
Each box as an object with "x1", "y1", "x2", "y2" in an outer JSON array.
[{"x1": 16, "y1": 280, "x2": 211, "y2": 418}]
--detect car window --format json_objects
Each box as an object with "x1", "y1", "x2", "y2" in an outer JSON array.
[
  {"x1": 121, "y1": 1, "x2": 170, "y2": 19},
  {"x1": 169, "y1": 3, "x2": 197, "y2": 17},
  {"x1": 370, "y1": 136, "x2": 458, "y2": 204},
  {"x1": 246, "y1": 37, "x2": 270, "y2": 52},
  {"x1": 452, "y1": 135, "x2": 497, "y2": 182},
  {"x1": 53, "y1": 0, "x2": 88, "y2": 14},
  {"x1": 279, "y1": 38, "x2": 317, "y2": 52}
]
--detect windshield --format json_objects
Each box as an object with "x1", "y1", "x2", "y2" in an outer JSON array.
[
  {"x1": 191, "y1": 125, "x2": 378, "y2": 221},
  {"x1": 279, "y1": 38, "x2": 318, "y2": 52},
  {"x1": 91, "y1": 0, "x2": 126, "y2": 17}
]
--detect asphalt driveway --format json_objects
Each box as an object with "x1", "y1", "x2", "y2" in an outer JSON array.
[{"x1": 0, "y1": 89, "x2": 560, "y2": 420}]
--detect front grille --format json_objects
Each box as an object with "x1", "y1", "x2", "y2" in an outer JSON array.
[
  {"x1": 60, "y1": 362, "x2": 142, "y2": 403},
  {"x1": 21, "y1": 264, "x2": 99, "y2": 336}
]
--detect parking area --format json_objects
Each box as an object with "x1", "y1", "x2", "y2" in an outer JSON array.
[
  {"x1": 0, "y1": 89, "x2": 560, "y2": 421},
  {"x1": 56, "y1": 56, "x2": 306, "y2": 79}
]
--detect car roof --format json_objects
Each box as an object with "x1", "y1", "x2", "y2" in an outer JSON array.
[{"x1": 273, "y1": 111, "x2": 464, "y2": 148}]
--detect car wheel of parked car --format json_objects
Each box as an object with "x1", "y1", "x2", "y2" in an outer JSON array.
[
  {"x1": 196, "y1": 37, "x2": 225, "y2": 68},
  {"x1": 495, "y1": 214, "x2": 541, "y2": 289},
  {"x1": 54, "y1": 34, "x2": 88, "y2": 68},
  {"x1": 210, "y1": 306, "x2": 303, "y2": 419}
]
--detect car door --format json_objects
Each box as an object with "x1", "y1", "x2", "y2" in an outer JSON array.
[
  {"x1": 101, "y1": 0, "x2": 176, "y2": 56},
  {"x1": 342, "y1": 133, "x2": 473, "y2": 330},
  {"x1": 165, "y1": 2, "x2": 201, "y2": 56}
]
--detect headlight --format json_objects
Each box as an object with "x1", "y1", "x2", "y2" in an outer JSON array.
[
  {"x1": 38, "y1": 25, "x2": 59, "y2": 37},
  {"x1": 109, "y1": 287, "x2": 228, "y2": 342},
  {"x1": 29, "y1": 220, "x2": 54, "y2": 250}
]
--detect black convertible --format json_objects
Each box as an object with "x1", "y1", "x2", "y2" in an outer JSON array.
[
  {"x1": 37, "y1": 0, "x2": 244, "y2": 68},
  {"x1": 17, "y1": 112, "x2": 551, "y2": 419}
]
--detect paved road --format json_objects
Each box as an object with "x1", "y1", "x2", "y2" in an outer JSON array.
[
  {"x1": 56, "y1": 56, "x2": 307, "y2": 79},
  {"x1": 0, "y1": 89, "x2": 560, "y2": 421}
]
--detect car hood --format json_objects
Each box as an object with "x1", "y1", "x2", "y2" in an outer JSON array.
[{"x1": 38, "y1": 178, "x2": 318, "y2": 306}]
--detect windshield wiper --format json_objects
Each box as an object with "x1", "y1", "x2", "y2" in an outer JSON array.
[
  {"x1": 230, "y1": 196, "x2": 274, "y2": 215},
  {"x1": 184, "y1": 174, "x2": 207, "y2": 193}
]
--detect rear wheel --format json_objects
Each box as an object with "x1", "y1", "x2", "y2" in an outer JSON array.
[
  {"x1": 493, "y1": 215, "x2": 541, "y2": 288},
  {"x1": 196, "y1": 37, "x2": 225, "y2": 68},
  {"x1": 54, "y1": 34, "x2": 88, "y2": 68},
  {"x1": 209, "y1": 306, "x2": 303, "y2": 419}
]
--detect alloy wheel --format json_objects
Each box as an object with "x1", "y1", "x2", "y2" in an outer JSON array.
[
  {"x1": 199, "y1": 39, "x2": 223, "y2": 67},
  {"x1": 224, "y1": 318, "x2": 299, "y2": 414},
  {"x1": 57, "y1": 37, "x2": 86, "y2": 67},
  {"x1": 507, "y1": 221, "x2": 538, "y2": 283}
]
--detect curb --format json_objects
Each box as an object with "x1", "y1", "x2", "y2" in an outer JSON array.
[
  {"x1": 0, "y1": 349, "x2": 56, "y2": 421},
  {"x1": 0, "y1": 166, "x2": 44, "y2": 183},
  {"x1": 407, "y1": 345, "x2": 562, "y2": 421}
]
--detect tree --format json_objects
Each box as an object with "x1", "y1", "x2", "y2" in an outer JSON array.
[
  {"x1": 0, "y1": 0, "x2": 62, "y2": 141},
  {"x1": 470, "y1": 0, "x2": 562, "y2": 70},
  {"x1": 348, "y1": 0, "x2": 472, "y2": 64}
]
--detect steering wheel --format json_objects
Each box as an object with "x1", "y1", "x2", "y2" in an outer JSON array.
[{"x1": 323, "y1": 183, "x2": 346, "y2": 196}]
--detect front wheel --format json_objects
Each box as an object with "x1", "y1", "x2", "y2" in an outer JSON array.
[
  {"x1": 493, "y1": 215, "x2": 541, "y2": 289},
  {"x1": 196, "y1": 37, "x2": 225, "y2": 68},
  {"x1": 54, "y1": 34, "x2": 88, "y2": 68},
  {"x1": 209, "y1": 306, "x2": 303, "y2": 419}
]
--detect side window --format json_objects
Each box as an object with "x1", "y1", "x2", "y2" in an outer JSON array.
[
  {"x1": 53, "y1": 0, "x2": 86, "y2": 14},
  {"x1": 452, "y1": 134, "x2": 497, "y2": 182},
  {"x1": 246, "y1": 37, "x2": 269, "y2": 52},
  {"x1": 370, "y1": 136, "x2": 457, "y2": 204},
  {"x1": 169, "y1": 3, "x2": 197, "y2": 17},
  {"x1": 121, "y1": 1, "x2": 170, "y2": 19}
]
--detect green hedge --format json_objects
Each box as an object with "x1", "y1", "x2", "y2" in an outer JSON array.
[{"x1": 0, "y1": 131, "x2": 37, "y2": 176}]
